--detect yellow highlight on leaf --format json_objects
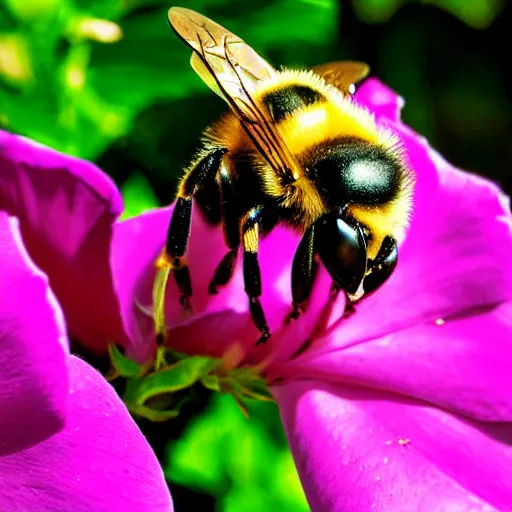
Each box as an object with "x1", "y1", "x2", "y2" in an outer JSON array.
[
  {"x1": 0, "y1": 35, "x2": 33, "y2": 85},
  {"x1": 66, "y1": 67, "x2": 85, "y2": 89},
  {"x1": 74, "y1": 18, "x2": 123, "y2": 44}
]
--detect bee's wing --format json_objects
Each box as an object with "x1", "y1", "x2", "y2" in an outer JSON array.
[
  {"x1": 169, "y1": 7, "x2": 299, "y2": 181},
  {"x1": 312, "y1": 61, "x2": 370, "y2": 95}
]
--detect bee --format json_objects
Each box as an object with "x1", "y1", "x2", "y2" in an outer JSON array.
[{"x1": 159, "y1": 7, "x2": 414, "y2": 344}]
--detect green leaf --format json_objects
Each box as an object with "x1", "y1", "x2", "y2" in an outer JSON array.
[
  {"x1": 125, "y1": 356, "x2": 219, "y2": 406},
  {"x1": 352, "y1": 0, "x2": 402, "y2": 24},
  {"x1": 201, "y1": 374, "x2": 221, "y2": 392},
  {"x1": 165, "y1": 394, "x2": 250, "y2": 494},
  {"x1": 225, "y1": 367, "x2": 275, "y2": 402},
  {"x1": 4, "y1": 0, "x2": 63, "y2": 23},
  {"x1": 129, "y1": 404, "x2": 180, "y2": 422},
  {"x1": 165, "y1": 394, "x2": 310, "y2": 510},
  {"x1": 120, "y1": 172, "x2": 159, "y2": 219},
  {"x1": 108, "y1": 342, "x2": 141, "y2": 378},
  {"x1": 429, "y1": 0, "x2": 502, "y2": 29}
]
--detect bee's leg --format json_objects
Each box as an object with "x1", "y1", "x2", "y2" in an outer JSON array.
[
  {"x1": 286, "y1": 224, "x2": 318, "y2": 323},
  {"x1": 241, "y1": 206, "x2": 271, "y2": 345},
  {"x1": 361, "y1": 235, "x2": 398, "y2": 295},
  {"x1": 208, "y1": 162, "x2": 240, "y2": 295},
  {"x1": 160, "y1": 147, "x2": 227, "y2": 308}
]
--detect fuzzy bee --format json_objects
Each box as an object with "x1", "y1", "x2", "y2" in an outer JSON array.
[{"x1": 158, "y1": 7, "x2": 414, "y2": 344}]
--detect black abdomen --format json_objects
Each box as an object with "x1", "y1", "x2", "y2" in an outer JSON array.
[{"x1": 306, "y1": 136, "x2": 402, "y2": 208}]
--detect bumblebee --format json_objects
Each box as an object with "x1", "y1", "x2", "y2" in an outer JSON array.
[{"x1": 159, "y1": 7, "x2": 414, "y2": 344}]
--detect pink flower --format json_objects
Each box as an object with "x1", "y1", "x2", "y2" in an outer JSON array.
[
  {"x1": 116, "y1": 80, "x2": 512, "y2": 511},
  {"x1": 0, "y1": 148, "x2": 172, "y2": 510},
  {"x1": 1, "y1": 76, "x2": 511, "y2": 511}
]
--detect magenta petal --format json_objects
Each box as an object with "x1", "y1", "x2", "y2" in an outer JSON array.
[
  {"x1": 0, "y1": 356, "x2": 173, "y2": 512},
  {"x1": 354, "y1": 78, "x2": 405, "y2": 122},
  {"x1": 0, "y1": 130, "x2": 126, "y2": 352},
  {"x1": 279, "y1": 302, "x2": 512, "y2": 421},
  {"x1": 111, "y1": 207, "x2": 172, "y2": 360},
  {"x1": 0, "y1": 212, "x2": 69, "y2": 454},
  {"x1": 112, "y1": 206, "x2": 333, "y2": 366},
  {"x1": 111, "y1": 206, "x2": 248, "y2": 362},
  {"x1": 275, "y1": 380, "x2": 512, "y2": 512}
]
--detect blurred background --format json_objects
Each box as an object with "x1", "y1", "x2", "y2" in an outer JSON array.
[{"x1": 1, "y1": 0, "x2": 510, "y2": 510}]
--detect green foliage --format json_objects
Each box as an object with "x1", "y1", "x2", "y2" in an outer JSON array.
[
  {"x1": 352, "y1": 0, "x2": 503, "y2": 28},
  {"x1": 0, "y1": 0, "x2": 338, "y2": 161},
  {"x1": 165, "y1": 393, "x2": 310, "y2": 512},
  {"x1": 115, "y1": 343, "x2": 275, "y2": 423},
  {"x1": 122, "y1": 353, "x2": 220, "y2": 421},
  {"x1": 108, "y1": 342, "x2": 141, "y2": 378},
  {"x1": 126, "y1": 356, "x2": 219, "y2": 404},
  {"x1": 120, "y1": 172, "x2": 159, "y2": 219}
]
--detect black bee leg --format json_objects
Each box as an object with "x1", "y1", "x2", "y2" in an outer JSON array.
[
  {"x1": 339, "y1": 236, "x2": 397, "y2": 320},
  {"x1": 162, "y1": 147, "x2": 227, "y2": 308},
  {"x1": 361, "y1": 235, "x2": 398, "y2": 295},
  {"x1": 242, "y1": 206, "x2": 270, "y2": 345},
  {"x1": 208, "y1": 161, "x2": 240, "y2": 295},
  {"x1": 286, "y1": 224, "x2": 318, "y2": 323}
]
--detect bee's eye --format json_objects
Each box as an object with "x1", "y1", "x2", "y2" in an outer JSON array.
[{"x1": 314, "y1": 211, "x2": 367, "y2": 294}]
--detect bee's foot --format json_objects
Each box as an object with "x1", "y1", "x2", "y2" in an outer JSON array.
[
  {"x1": 285, "y1": 302, "x2": 305, "y2": 324},
  {"x1": 256, "y1": 330, "x2": 271, "y2": 346},
  {"x1": 179, "y1": 294, "x2": 193, "y2": 314},
  {"x1": 208, "y1": 281, "x2": 219, "y2": 295}
]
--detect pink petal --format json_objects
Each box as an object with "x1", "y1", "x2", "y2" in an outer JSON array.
[
  {"x1": 275, "y1": 380, "x2": 512, "y2": 512},
  {"x1": 0, "y1": 130, "x2": 127, "y2": 352},
  {"x1": 355, "y1": 78, "x2": 405, "y2": 122},
  {"x1": 277, "y1": 302, "x2": 512, "y2": 421},
  {"x1": 0, "y1": 356, "x2": 173, "y2": 512},
  {"x1": 112, "y1": 207, "x2": 334, "y2": 366},
  {"x1": 111, "y1": 207, "x2": 171, "y2": 361},
  {"x1": 0, "y1": 212, "x2": 69, "y2": 454}
]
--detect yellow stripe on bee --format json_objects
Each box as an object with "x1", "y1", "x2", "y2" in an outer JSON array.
[
  {"x1": 349, "y1": 188, "x2": 413, "y2": 260},
  {"x1": 254, "y1": 69, "x2": 330, "y2": 96},
  {"x1": 253, "y1": 69, "x2": 395, "y2": 157},
  {"x1": 243, "y1": 224, "x2": 259, "y2": 253},
  {"x1": 276, "y1": 101, "x2": 386, "y2": 157}
]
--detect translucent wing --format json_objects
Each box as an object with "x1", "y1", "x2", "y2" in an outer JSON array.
[
  {"x1": 168, "y1": 7, "x2": 299, "y2": 181},
  {"x1": 312, "y1": 61, "x2": 370, "y2": 95}
]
